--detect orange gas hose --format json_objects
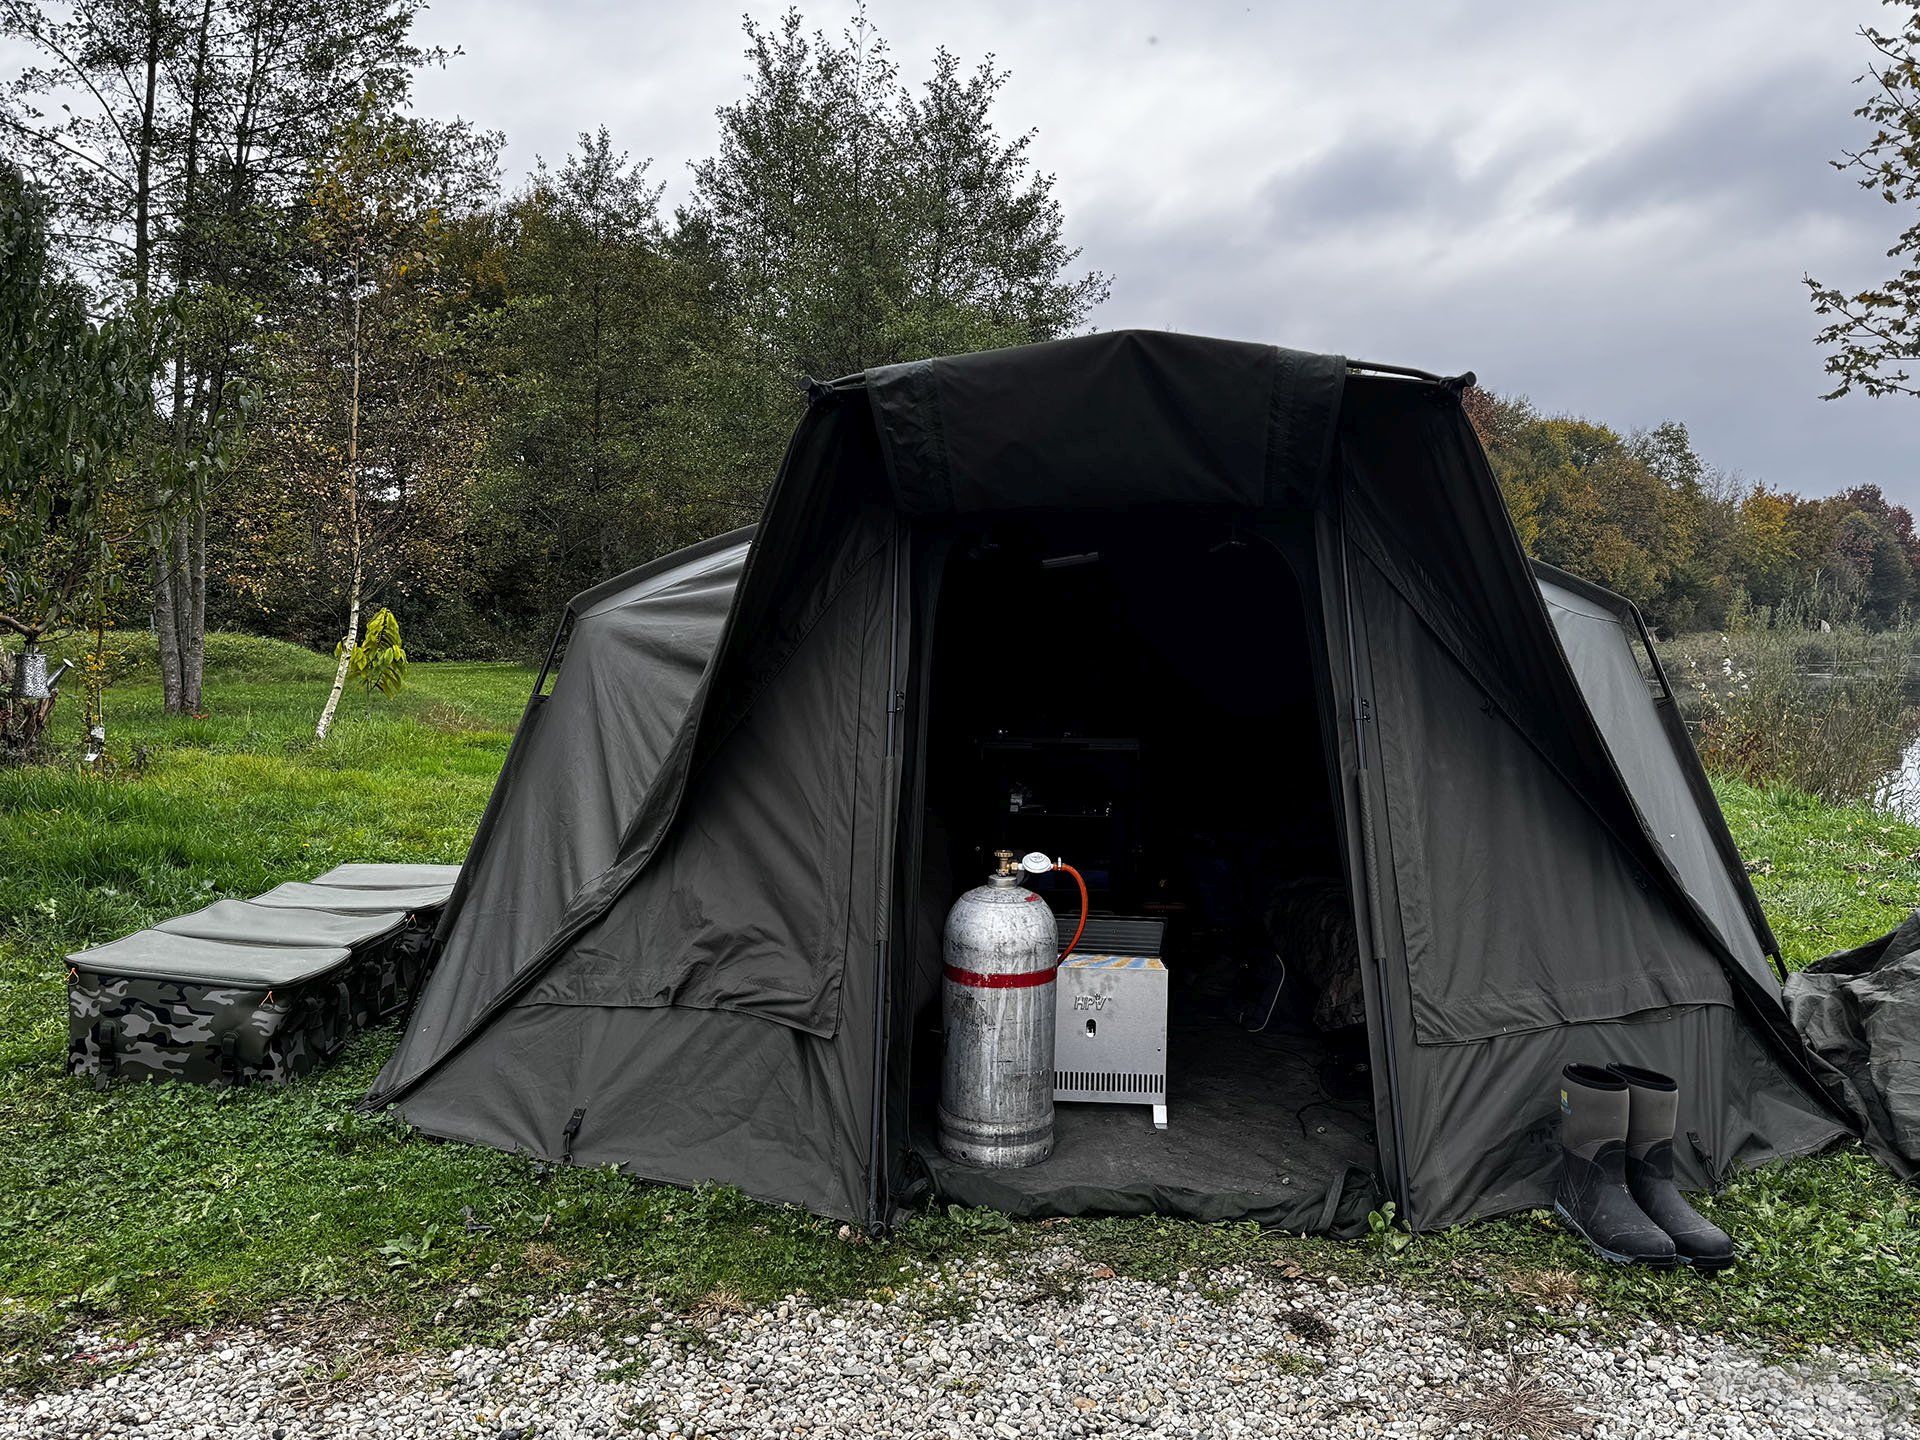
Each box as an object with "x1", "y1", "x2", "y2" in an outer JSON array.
[{"x1": 1055, "y1": 861, "x2": 1089, "y2": 962}]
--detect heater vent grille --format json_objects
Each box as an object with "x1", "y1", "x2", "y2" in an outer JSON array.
[{"x1": 1055, "y1": 1070, "x2": 1165, "y2": 1095}]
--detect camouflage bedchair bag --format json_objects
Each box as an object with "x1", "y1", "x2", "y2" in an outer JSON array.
[{"x1": 67, "y1": 863, "x2": 456, "y2": 1088}]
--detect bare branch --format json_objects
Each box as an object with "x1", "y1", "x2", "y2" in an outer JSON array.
[{"x1": 0, "y1": 0, "x2": 137, "y2": 161}]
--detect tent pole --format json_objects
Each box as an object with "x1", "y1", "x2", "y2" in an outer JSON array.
[
  {"x1": 1347, "y1": 359, "x2": 1475, "y2": 391},
  {"x1": 530, "y1": 611, "x2": 573, "y2": 701},
  {"x1": 866, "y1": 521, "x2": 908, "y2": 1233}
]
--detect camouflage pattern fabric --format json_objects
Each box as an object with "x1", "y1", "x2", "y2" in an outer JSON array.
[{"x1": 68, "y1": 922, "x2": 438, "y2": 1089}]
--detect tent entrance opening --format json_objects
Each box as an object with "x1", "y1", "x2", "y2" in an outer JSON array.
[{"x1": 909, "y1": 511, "x2": 1381, "y2": 1224}]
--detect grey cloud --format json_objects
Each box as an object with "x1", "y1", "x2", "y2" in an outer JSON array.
[
  {"x1": 406, "y1": 1, "x2": 1913, "y2": 506},
  {"x1": 1548, "y1": 65, "x2": 1864, "y2": 227},
  {"x1": 1257, "y1": 131, "x2": 1524, "y2": 240}
]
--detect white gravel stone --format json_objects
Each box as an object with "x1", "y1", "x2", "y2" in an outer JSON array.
[{"x1": 3, "y1": 1257, "x2": 1914, "y2": 1439}]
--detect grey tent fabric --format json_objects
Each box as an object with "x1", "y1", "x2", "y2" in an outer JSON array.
[
  {"x1": 375, "y1": 530, "x2": 753, "y2": 1099},
  {"x1": 1322, "y1": 378, "x2": 1845, "y2": 1225},
  {"x1": 157, "y1": 898, "x2": 407, "y2": 949},
  {"x1": 1344, "y1": 541, "x2": 1841, "y2": 1226},
  {"x1": 865, "y1": 330, "x2": 1345, "y2": 514},
  {"x1": 1362, "y1": 553, "x2": 1732, "y2": 1045},
  {"x1": 379, "y1": 501, "x2": 895, "y2": 1220},
  {"x1": 1397, "y1": 1005, "x2": 1844, "y2": 1221},
  {"x1": 370, "y1": 329, "x2": 1853, "y2": 1233},
  {"x1": 1536, "y1": 565, "x2": 1779, "y2": 991},
  {"x1": 313, "y1": 862, "x2": 463, "y2": 890},
  {"x1": 1785, "y1": 912, "x2": 1920, "y2": 1180},
  {"x1": 251, "y1": 881, "x2": 456, "y2": 915},
  {"x1": 521, "y1": 524, "x2": 892, "y2": 1037}
]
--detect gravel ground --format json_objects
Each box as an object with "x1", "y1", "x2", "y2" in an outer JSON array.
[{"x1": 5, "y1": 1252, "x2": 1914, "y2": 1440}]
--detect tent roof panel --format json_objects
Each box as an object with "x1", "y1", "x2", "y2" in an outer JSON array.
[
  {"x1": 866, "y1": 330, "x2": 1346, "y2": 515},
  {"x1": 578, "y1": 534, "x2": 752, "y2": 621},
  {"x1": 1535, "y1": 566, "x2": 1779, "y2": 981},
  {"x1": 568, "y1": 525, "x2": 755, "y2": 621}
]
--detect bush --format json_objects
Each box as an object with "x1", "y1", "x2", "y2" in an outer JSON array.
[
  {"x1": 395, "y1": 595, "x2": 527, "y2": 662},
  {"x1": 1667, "y1": 620, "x2": 1916, "y2": 808}
]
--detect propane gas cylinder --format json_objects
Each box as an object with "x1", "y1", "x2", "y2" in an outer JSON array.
[{"x1": 937, "y1": 850, "x2": 1062, "y2": 1168}]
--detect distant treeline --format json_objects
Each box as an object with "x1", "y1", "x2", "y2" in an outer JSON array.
[
  {"x1": 6, "y1": 1, "x2": 1911, "y2": 696},
  {"x1": 1466, "y1": 390, "x2": 1918, "y2": 636}
]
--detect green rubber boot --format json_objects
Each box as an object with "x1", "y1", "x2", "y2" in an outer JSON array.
[
  {"x1": 1552, "y1": 1063, "x2": 1677, "y2": 1267},
  {"x1": 1607, "y1": 1063, "x2": 1735, "y2": 1271}
]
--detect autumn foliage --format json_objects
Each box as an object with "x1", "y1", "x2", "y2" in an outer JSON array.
[{"x1": 1466, "y1": 387, "x2": 1920, "y2": 635}]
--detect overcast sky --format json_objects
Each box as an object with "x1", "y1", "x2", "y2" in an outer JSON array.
[{"x1": 413, "y1": 2, "x2": 1908, "y2": 503}]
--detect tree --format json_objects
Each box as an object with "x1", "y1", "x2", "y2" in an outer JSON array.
[
  {"x1": 1469, "y1": 377, "x2": 1920, "y2": 632},
  {"x1": 1733, "y1": 486, "x2": 1799, "y2": 610},
  {"x1": 1807, "y1": 2, "x2": 1920, "y2": 399},
  {"x1": 3, "y1": 0, "x2": 445, "y2": 712},
  {"x1": 462, "y1": 127, "x2": 780, "y2": 625},
  {"x1": 1468, "y1": 390, "x2": 1702, "y2": 627},
  {"x1": 485, "y1": 132, "x2": 673, "y2": 591},
  {"x1": 1825, "y1": 508, "x2": 1913, "y2": 621},
  {"x1": 686, "y1": 8, "x2": 1107, "y2": 441},
  {"x1": 0, "y1": 165, "x2": 150, "y2": 752},
  {"x1": 235, "y1": 98, "x2": 494, "y2": 740}
]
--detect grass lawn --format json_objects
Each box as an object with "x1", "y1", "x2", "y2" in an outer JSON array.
[{"x1": 1, "y1": 635, "x2": 1917, "y2": 1390}]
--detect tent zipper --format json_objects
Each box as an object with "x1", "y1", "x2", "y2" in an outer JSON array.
[{"x1": 1335, "y1": 483, "x2": 1415, "y2": 1222}]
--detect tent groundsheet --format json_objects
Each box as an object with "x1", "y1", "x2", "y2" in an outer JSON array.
[
  {"x1": 919, "y1": 1020, "x2": 1381, "y2": 1235},
  {"x1": 1787, "y1": 911, "x2": 1920, "y2": 1181}
]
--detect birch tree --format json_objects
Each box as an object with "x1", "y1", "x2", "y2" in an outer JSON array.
[{"x1": 280, "y1": 101, "x2": 493, "y2": 739}]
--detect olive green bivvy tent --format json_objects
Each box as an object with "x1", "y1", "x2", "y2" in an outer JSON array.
[{"x1": 367, "y1": 330, "x2": 1849, "y2": 1235}]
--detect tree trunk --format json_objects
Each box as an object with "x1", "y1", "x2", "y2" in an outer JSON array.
[
  {"x1": 183, "y1": 502, "x2": 206, "y2": 712},
  {"x1": 170, "y1": 0, "x2": 215, "y2": 719},
  {"x1": 316, "y1": 275, "x2": 364, "y2": 742},
  {"x1": 83, "y1": 605, "x2": 107, "y2": 767},
  {"x1": 132, "y1": 4, "x2": 159, "y2": 305},
  {"x1": 591, "y1": 266, "x2": 611, "y2": 577},
  {"x1": 169, "y1": 519, "x2": 192, "y2": 697},
  {"x1": 315, "y1": 551, "x2": 361, "y2": 742},
  {"x1": 136, "y1": 3, "x2": 182, "y2": 710},
  {"x1": 149, "y1": 522, "x2": 183, "y2": 713}
]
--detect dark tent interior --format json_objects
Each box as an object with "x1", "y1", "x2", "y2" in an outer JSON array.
[{"x1": 907, "y1": 508, "x2": 1382, "y2": 1221}]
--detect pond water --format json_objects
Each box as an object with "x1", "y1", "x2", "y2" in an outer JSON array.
[
  {"x1": 1660, "y1": 630, "x2": 1920, "y2": 824},
  {"x1": 1886, "y1": 733, "x2": 1920, "y2": 824},
  {"x1": 1674, "y1": 680, "x2": 1920, "y2": 823}
]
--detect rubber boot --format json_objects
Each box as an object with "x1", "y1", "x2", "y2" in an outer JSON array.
[
  {"x1": 1552, "y1": 1063, "x2": 1677, "y2": 1266},
  {"x1": 1607, "y1": 1063, "x2": 1736, "y2": 1271}
]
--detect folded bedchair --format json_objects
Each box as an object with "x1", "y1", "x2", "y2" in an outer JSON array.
[{"x1": 67, "y1": 862, "x2": 459, "y2": 1088}]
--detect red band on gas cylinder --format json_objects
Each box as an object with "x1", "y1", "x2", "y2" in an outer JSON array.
[{"x1": 943, "y1": 963, "x2": 1055, "y2": 990}]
